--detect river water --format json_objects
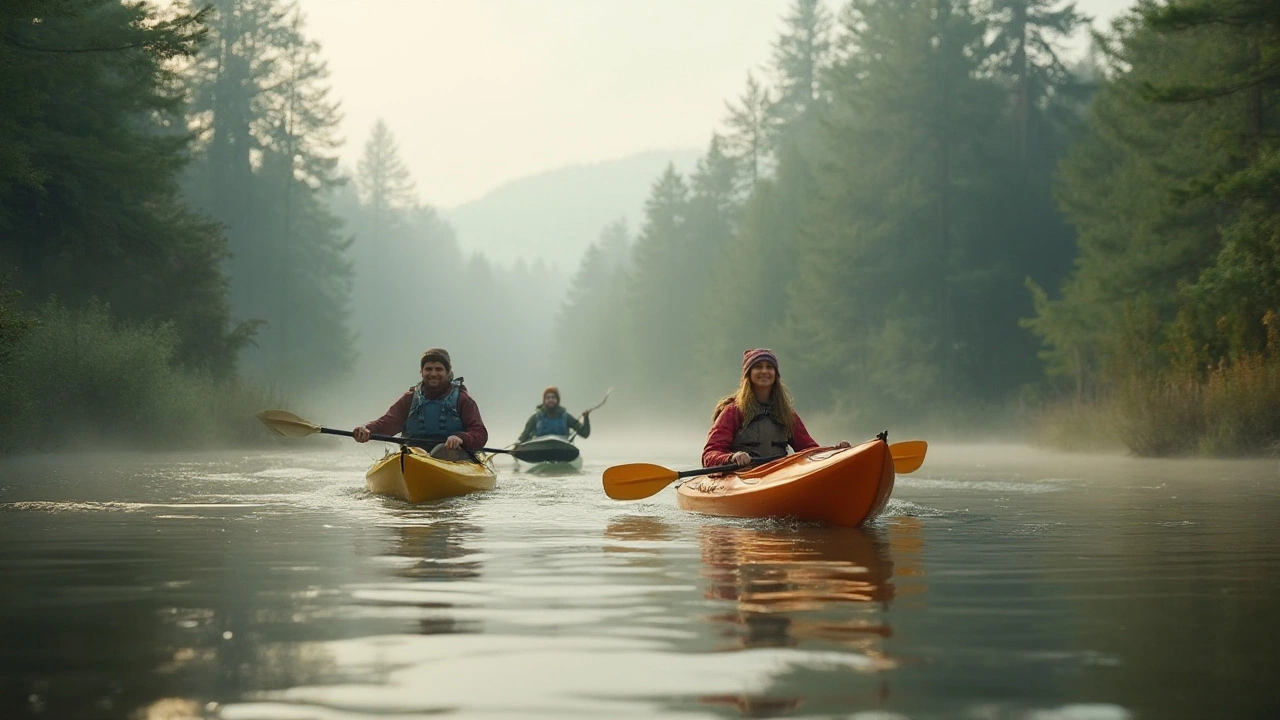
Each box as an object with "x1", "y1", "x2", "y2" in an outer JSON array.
[{"x1": 1, "y1": 441, "x2": 1277, "y2": 719}]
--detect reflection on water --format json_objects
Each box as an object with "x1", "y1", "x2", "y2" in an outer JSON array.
[
  {"x1": 700, "y1": 524, "x2": 896, "y2": 650},
  {"x1": 696, "y1": 521, "x2": 922, "y2": 716},
  {"x1": 372, "y1": 512, "x2": 485, "y2": 637},
  {"x1": 599, "y1": 516, "x2": 927, "y2": 717},
  {"x1": 3, "y1": 447, "x2": 1280, "y2": 718},
  {"x1": 601, "y1": 514, "x2": 680, "y2": 544},
  {"x1": 0, "y1": 507, "x2": 354, "y2": 719},
  {"x1": 135, "y1": 697, "x2": 205, "y2": 720}
]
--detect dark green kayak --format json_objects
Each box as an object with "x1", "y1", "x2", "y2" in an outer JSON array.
[{"x1": 516, "y1": 435, "x2": 582, "y2": 475}]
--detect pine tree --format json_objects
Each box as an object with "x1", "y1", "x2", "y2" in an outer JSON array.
[
  {"x1": 185, "y1": 0, "x2": 355, "y2": 388},
  {"x1": 552, "y1": 220, "x2": 634, "y2": 397},
  {"x1": 1145, "y1": 0, "x2": 1280, "y2": 360},
  {"x1": 985, "y1": 0, "x2": 1087, "y2": 161},
  {"x1": 723, "y1": 72, "x2": 778, "y2": 190},
  {"x1": 769, "y1": 0, "x2": 834, "y2": 134},
  {"x1": 983, "y1": 0, "x2": 1089, "y2": 305},
  {"x1": 0, "y1": 0, "x2": 245, "y2": 373},
  {"x1": 686, "y1": 135, "x2": 751, "y2": 389},
  {"x1": 783, "y1": 0, "x2": 1006, "y2": 416},
  {"x1": 625, "y1": 165, "x2": 696, "y2": 403},
  {"x1": 1026, "y1": 4, "x2": 1240, "y2": 392},
  {"x1": 356, "y1": 118, "x2": 418, "y2": 242}
]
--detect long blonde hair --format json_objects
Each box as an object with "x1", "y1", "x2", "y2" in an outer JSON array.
[{"x1": 711, "y1": 374, "x2": 796, "y2": 436}]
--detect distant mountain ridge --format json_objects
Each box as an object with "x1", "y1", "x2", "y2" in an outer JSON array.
[{"x1": 441, "y1": 147, "x2": 702, "y2": 271}]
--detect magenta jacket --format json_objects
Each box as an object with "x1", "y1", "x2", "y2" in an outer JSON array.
[{"x1": 701, "y1": 403, "x2": 819, "y2": 467}]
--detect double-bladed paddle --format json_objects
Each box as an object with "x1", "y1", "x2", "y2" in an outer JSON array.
[
  {"x1": 602, "y1": 440, "x2": 928, "y2": 501},
  {"x1": 584, "y1": 387, "x2": 613, "y2": 413},
  {"x1": 567, "y1": 387, "x2": 613, "y2": 444},
  {"x1": 603, "y1": 455, "x2": 784, "y2": 500},
  {"x1": 255, "y1": 409, "x2": 581, "y2": 463}
]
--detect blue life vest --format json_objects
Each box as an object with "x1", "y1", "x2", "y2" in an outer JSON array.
[
  {"x1": 404, "y1": 382, "x2": 464, "y2": 441},
  {"x1": 534, "y1": 408, "x2": 570, "y2": 437}
]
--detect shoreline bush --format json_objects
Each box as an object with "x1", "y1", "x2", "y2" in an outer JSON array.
[
  {"x1": 0, "y1": 301, "x2": 281, "y2": 454},
  {"x1": 1035, "y1": 356, "x2": 1280, "y2": 457}
]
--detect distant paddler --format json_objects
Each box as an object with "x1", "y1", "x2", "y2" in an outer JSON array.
[{"x1": 518, "y1": 386, "x2": 594, "y2": 442}]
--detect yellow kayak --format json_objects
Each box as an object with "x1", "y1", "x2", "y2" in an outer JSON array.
[{"x1": 365, "y1": 446, "x2": 496, "y2": 503}]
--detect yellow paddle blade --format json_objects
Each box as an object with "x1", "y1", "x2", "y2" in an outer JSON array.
[
  {"x1": 889, "y1": 440, "x2": 928, "y2": 473},
  {"x1": 602, "y1": 463, "x2": 680, "y2": 501},
  {"x1": 255, "y1": 409, "x2": 322, "y2": 438}
]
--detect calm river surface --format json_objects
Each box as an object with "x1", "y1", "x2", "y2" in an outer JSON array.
[{"x1": 2, "y1": 441, "x2": 1277, "y2": 719}]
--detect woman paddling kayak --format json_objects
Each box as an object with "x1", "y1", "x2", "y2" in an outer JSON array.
[{"x1": 703, "y1": 348, "x2": 850, "y2": 468}]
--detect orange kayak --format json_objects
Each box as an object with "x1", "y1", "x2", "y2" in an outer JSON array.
[{"x1": 675, "y1": 439, "x2": 894, "y2": 526}]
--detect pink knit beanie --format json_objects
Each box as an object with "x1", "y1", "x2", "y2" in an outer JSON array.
[{"x1": 742, "y1": 348, "x2": 779, "y2": 377}]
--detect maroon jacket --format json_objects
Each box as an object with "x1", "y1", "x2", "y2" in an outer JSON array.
[
  {"x1": 363, "y1": 384, "x2": 489, "y2": 451},
  {"x1": 701, "y1": 403, "x2": 818, "y2": 467}
]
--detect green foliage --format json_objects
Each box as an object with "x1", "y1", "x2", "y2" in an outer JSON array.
[
  {"x1": 551, "y1": 0, "x2": 1090, "y2": 432},
  {"x1": 329, "y1": 154, "x2": 574, "y2": 411},
  {"x1": 551, "y1": 220, "x2": 635, "y2": 398},
  {"x1": 0, "y1": 279, "x2": 32, "y2": 363},
  {"x1": 1036, "y1": 8, "x2": 1238, "y2": 386},
  {"x1": 0, "y1": 0, "x2": 246, "y2": 375},
  {"x1": 0, "y1": 280, "x2": 35, "y2": 441},
  {"x1": 2, "y1": 301, "x2": 274, "y2": 452},
  {"x1": 782, "y1": 0, "x2": 1015, "y2": 414},
  {"x1": 769, "y1": 0, "x2": 833, "y2": 131},
  {"x1": 723, "y1": 72, "x2": 777, "y2": 189},
  {"x1": 695, "y1": 177, "x2": 790, "y2": 389},
  {"x1": 1026, "y1": 0, "x2": 1280, "y2": 455},
  {"x1": 184, "y1": 0, "x2": 355, "y2": 391},
  {"x1": 625, "y1": 166, "x2": 699, "y2": 406}
]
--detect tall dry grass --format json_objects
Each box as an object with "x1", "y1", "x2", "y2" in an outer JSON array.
[{"x1": 1037, "y1": 355, "x2": 1280, "y2": 457}]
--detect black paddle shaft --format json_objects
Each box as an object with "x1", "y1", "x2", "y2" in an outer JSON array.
[
  {"x1": 318, "y1": 427, "x2": 446, "y2": 445},
  {"x1": 317, "y1": 426, "x2": 574, "y2": 462},
  {"x1": 675, "y1": 455, "x2": 785, "y2": 479}
]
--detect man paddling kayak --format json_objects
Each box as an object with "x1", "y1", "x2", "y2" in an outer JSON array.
[
  {"x1": 352, "y1": 347, "x2": 489, "y2": 461},
  {"x1": 518, "y1": 386, "x2": 592, "y2": 442},
  {"x1": 703, "y1": 348, "x2": 849, "y2": 467}
]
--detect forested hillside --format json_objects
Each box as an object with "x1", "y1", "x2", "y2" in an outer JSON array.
[
  {"x1": 552, "y1": 0, "x2": 1280, "y2": 455},
  {"x1": 3, "y1": 0, "x2": 1277, "y2": 456},
  {"x1": 554, "y1": 0, "x2": 1087, "y2": 434}
]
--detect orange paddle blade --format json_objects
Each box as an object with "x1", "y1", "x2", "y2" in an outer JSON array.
[
  {"x1": 602, "y1": 463, "x2": 680, "y2": 501},
  {"x1": 889, "y1": 440, "x2": 927, "y2": 473}
]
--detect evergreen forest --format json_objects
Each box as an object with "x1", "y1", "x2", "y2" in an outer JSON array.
[{"x1": 2, "y1": 0, "x2": 1278, "y2": 456}]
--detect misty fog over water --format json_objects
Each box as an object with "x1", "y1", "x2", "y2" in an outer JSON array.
[
  {"x1": 4, "y1": 443, "x2": 1277, "y2": 719},
  {"x1": 7, "y1": 0, "x2": 1280, "y2": 718}
]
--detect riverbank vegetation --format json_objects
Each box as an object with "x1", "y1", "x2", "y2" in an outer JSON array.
[{"x1": 0, "y1": 300, "x2": 273, "y2": 451}]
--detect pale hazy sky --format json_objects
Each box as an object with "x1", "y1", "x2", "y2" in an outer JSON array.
[{"x1": 299, "y1": 0, "x2": 1137, "y2": 209}]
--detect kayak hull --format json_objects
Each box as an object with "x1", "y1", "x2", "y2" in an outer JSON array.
[
  {"x1": 515, "y1": 435, "x2": 582, "y2": 476},
  {"x1": 675, "y1": 439, "x2": 894, "y2": 527},
  {"x1": 365, "y1": 446, "x2": 496, "y2": 503},
  {"x1": 520, "y1": 455, "x2": 585, "y2": 476}
]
